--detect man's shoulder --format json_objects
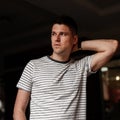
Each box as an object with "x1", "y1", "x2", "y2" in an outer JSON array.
[{"x1": 30, "y1": 56, "x2": 48, "y2": 64}]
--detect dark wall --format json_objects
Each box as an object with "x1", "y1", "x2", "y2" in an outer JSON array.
[{"x1": 87, "y1": 71, "x2": 104, "y2": 120}]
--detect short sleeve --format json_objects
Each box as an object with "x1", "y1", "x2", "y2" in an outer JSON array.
[
  {"x1": 16, "y1": 60, "x2": 34, "y2": 92},
  {"x1": 77, "y1": 55, "x2": 96, "y2": 76},
  {"x1": 87, "y1": 55, "x2": 96, "y2": 75}
]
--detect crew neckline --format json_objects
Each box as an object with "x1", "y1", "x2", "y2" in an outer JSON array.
[{"x1": 47, "y1": 55, "x2": 71, "y2": 64}]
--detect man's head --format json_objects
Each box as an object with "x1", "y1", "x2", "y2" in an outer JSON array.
[
  {"x1": 50, "y1": 15, "x2": 79, "y2": 58},
  {"x1": 51, "y1": 15, "x2": 78, "y2": 35}
]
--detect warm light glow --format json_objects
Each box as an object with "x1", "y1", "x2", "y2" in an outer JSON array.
[
  {"x1": 101, "y1": 67, "x2": 108, "y2": 72},
  {"x1": 116, "y1": 76, "x2": 120, "y2": 81}
]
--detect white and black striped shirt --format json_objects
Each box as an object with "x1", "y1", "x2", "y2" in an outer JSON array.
[{"x1": 17, "y1": 55, "x2": 94, "y2": 120}]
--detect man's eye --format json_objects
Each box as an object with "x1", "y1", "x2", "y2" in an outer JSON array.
[
  {"x1": 60, "y1": 32, "x2": 66, "y2": 36},
  {"x1": 51, "y1": 33, "x2": 56, "y2": 36}
]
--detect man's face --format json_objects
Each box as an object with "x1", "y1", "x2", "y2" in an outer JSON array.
[{"x1": 51, "y1": 24, "x2": 78, "y2": 56}]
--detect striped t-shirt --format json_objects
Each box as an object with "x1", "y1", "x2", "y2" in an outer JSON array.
[{"x1": 17, "y1": 55, "x2": 94, "y2": 120}]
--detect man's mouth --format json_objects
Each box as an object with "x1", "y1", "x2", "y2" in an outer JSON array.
[{"x1": 54, "y1": 44, "x2": 60, "y2": 46}]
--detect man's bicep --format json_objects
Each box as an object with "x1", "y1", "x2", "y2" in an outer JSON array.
[{"x1": 90, "y1": 52, "x2": 113, "y2": 72}]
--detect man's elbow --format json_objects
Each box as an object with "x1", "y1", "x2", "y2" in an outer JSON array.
[
  {"x1": 13, "y1": 109, "x2": 18, "y2": 120},
  {"x1": 13, "y1": 109, "x2": 23, "y2": 120},
  {"x1": 110, "y1": 39, "x2": 119, "y2": 53},
  {"x1": 13, "y1": 111, "x2": 16, "y2": 120}
]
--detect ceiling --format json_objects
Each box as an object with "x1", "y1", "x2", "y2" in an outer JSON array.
[{"x1": 0, "y1": 0, "x2": 120, "y2": 57}]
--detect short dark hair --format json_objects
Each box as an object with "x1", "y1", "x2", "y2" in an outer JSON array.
[{"x1": 51, "y1": 15, "x2": 78, "y2": 35}]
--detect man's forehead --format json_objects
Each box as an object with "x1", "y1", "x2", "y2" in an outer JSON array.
[{"x1": 52, "y1": 24, "x2": 71, "y2": 32}]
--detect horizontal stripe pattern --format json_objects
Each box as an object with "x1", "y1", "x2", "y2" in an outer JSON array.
[{"x1": 17, "y1": 55, "x2": 93, "y2": 120}]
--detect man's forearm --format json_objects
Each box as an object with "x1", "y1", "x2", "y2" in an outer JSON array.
[{"x1": 81, "y1": 39, "x2": 118, "y2": 53}]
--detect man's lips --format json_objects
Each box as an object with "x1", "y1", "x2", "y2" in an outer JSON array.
[{"x1": 54, "y1": 44, "x2": 61, "y2": 46}]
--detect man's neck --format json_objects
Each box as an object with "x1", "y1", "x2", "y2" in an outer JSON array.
[{"x1": 50, "y1": 54, "x2": 70, "y2": 62}]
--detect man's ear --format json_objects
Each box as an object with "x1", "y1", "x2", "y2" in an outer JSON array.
[
  {"x1": 72, "y1": 36, "x2": 78, "y2": 52},
  {"x1": 73, "y1": 35, "x2": 78, "y2": 45}
]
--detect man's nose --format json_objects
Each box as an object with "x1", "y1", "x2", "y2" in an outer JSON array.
[{"x1": 56, "y1": 34, "x2": 60, "y2": 41}]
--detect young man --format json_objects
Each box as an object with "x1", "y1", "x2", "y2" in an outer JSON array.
[{"x1": 13, "y1": 15, "x2": 118, "y2": 120}]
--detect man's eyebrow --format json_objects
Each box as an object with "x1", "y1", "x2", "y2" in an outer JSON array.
[{"x1": 60, "y1": 31, "x2": 69, "y2": 34}]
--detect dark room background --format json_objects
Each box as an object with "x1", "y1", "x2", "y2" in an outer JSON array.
[{"x1": 0, "y1": 0, "x2": 120, "y2": 120}]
